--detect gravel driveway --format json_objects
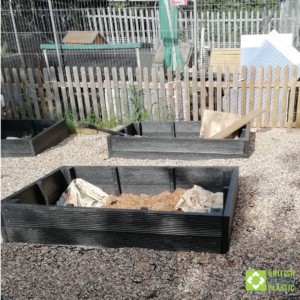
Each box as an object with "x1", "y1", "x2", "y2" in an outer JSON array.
[{"x1": 1, "y1": 128, "x2": 300, "y2": 300}]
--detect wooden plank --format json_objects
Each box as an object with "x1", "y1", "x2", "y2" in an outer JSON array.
[
  {"x1": 192, "y1": 65, "x2": 198, "y2": 121},
  {"x1": 104, "y1": 67, "x2": 114, "y2": 121},
  {"x1": 112, "y1": 67, "x2": 121, "y2": 123},
  {"x1": 208, "y1": 66, "x2": 214, "y2": 110},
  {"x1": 240, "y1": 66, "x2": 247, "y2": 116},
  {"x1": 272, "y1": 65, "x2": 280, "y2": 128},
  {"x1": 200, "y1": 65, "x2": 206, "y2": 119},
  {"x1": 143, "y1": 67, "x2": 151, "y2": 119},
  {"x1": 1, "y1": 70, "x2": 12, "y2": 118},
  {"x1": 112, "y1": 8, "x2": 119, "y2": 44},
  {"x1": 119, "y1": 67, "x2": 128, "y2": 122},
  {"x1": 216, "y1": 66, "x2": 222, "y2": 112},
  {"x1": 248, "y1": 66, "x2": 255, "y2": 127},
  {"x1": 50, "y1": 67, "x2": 63, "y2": 118},
  {"x1": 159, "y1": 67, "x2": 167, "y2": 121},
  {"x1": 140, "y1": 9, "x2": 146, "y2": 43},
  {"x1": 145, "y1": 9, "x2": 151, "y2": 43},
  {"x1": 80, "y1": 67, "x2": 91, "y2": 118},
  {"x1": 118, "y1": 8, "x2": 125, "y2": 43},
  {"x1": 65, "y1": 66, "x2": 78, "y2": 122},
  {"x1": 57, "y1": 67, "x2": 69, "y2": 116},
  {"x1": 232, "y1": 68, "x2": 239, "y2": 114},
  {"x1": 3, "y1": 69, "x2": 17, "y2": 118},
  {"x1": 88, "y1": 67, "x2": 100, "y2": 118},
  {"x1": 287, "y1": 66, "x2": 298, "y2": 132},
  {"x1": 151, "y1": 67, "x2": 159, "y2": 120},
  {"x1": 224, "y1": 67, "x2": 230, "y2": 113},
  {"x1": 256, "y1": 66, "x2": 264, "y2": 128},
  {"x1": 129, "y1": 9, "x2": 135, "y2": 43},
  {"x1": 97, "y1": 8, "x2": 105, "y2": 39},
  {"x1": 42, "y1": 68, "x2": 54, "y2": 118},
  {"x1": 176, "y1": 68, "x2": 182, "y2": 121},
  {"x1": 184, "y1": 65, "x2": 190, "y2": 121},
  {"x1": 210, "y1": 108, "x2": 263, "y2": 139},
  {"x1": 12, "y1": 68, "x2": 26, "y2": 119},
  {"x1": 73, "y1": 67, "x2": 85, "y2": 121},
  {"x1": 280, "y1": 66, "x2": 289, "y2": 128},
  {"x1": 123, "y1": 9, "x2": 130, "y2": 43},
  {"x1": 107, "y1": 8, "x2": 115, "y2": 44},
  {"x1": 34, "y1": 68, "x2": 48, "y2": 118},
  {"x1": 96, "y1": 67, "x2": 107, "y2": 121},
  {"x1": 20, "y1": 68, "x2": 34, "y2": 119},
  {"x1": 264, "y1": 65, "x2": 272, "y2": 127},
  {"x1": 167, "y1": 68, "x2": 174, "y2": 120}
]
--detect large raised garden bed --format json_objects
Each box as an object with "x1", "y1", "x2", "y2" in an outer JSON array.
[
  {"x1": 1, "y1": 166, "x2": 239, "y2": 253},
  {"x1": 1, "y1": 119, "x2": 69, "y2": 157},
  {"x1": 107, "y1": 121, "x2": 250, "y2": 159}
]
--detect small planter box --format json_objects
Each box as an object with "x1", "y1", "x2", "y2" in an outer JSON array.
[
  {"x1": 107, "y1": 121, "x2": 250, "y2": 159},
  {"x1": 1, "y1": 166, "x2": 239, "y2": 253},
  {"x1": 1, "y1": 119, "x2": 69, "y2": 157}
]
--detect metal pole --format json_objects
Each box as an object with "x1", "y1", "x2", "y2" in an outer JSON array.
[
  {"x1": 47, "y1": 0, "x2": 63, "y2": 68},
  {"x1": 9, "y1": 0, "x2": 25, "y2": 67},
  {"x1": 193, "y1": 0, "x2": 197, "y2": 67}
]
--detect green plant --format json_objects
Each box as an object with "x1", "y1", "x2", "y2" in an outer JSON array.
[
  {"x1": 64, "y1": 112, "x2": 78, "y2": 131},
  {"x1": 86, "y1": 111, "x2": 118, "y2": 129},
  {"x1": 129, "y1": 85, "x2": 151, "y2": 122}
]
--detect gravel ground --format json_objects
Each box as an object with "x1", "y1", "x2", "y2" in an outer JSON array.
[{"x1": 1, "y1": 128, "x2": 300, "y2": 300}]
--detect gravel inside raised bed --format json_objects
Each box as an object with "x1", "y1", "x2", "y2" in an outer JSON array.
[{"x1": 1, "y1": 129, "x2": 300, "y2": 300}]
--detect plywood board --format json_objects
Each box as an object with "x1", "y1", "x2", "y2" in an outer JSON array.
[
  {"x1": 200, "y1": 110, "x2": 241, "y2": 138},
  {"x1": 63, "y1": 31, "x2": 106, "y2": 44}
]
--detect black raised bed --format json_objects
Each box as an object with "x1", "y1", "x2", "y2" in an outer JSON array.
[
  {"x1": 1, "y1": 119, "x2": 69, "y2": 157},
  {"x1": 107, "y1": 121, "x2": 250, "y2": 159},
  {"x1": 1, "y1": 166, "x2": 239, "y2": 253}
]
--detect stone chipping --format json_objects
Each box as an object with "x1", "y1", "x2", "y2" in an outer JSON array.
[{"x1": 1, "y1": 128, "x2": 300, "y2": 300}]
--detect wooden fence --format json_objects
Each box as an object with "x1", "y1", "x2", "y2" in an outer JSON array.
[
  {"x1": 85, "y1": 8, "x2": 282, "y2": 48},
  {"x1": 1, "y1": 65, "x2": 300, "y2": 130}
]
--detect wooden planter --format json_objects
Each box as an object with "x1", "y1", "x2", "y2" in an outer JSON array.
[
  {"x1": 1, "y1": 119, "x2": 69, "y2": 157},
  {"x1": 1, "y1": 166, "x2": 239, "y2": 253},
  {"x1": 107, "y1": 121, "x2": 250, "y2": 159}
]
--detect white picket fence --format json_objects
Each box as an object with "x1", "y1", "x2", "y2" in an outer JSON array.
[{"x1": 84, "y1": 8, "x2": 282, "y2": 48}]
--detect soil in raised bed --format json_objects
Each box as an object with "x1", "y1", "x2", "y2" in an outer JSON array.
[{"x1": 103, "y1": 189, "x2": 187, "y2": 211}]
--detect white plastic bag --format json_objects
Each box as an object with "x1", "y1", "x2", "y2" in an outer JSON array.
[
  {"x1": 175, "y1": 185, "x2": 223, "y2": 213},
  {"x1": 56, "y1": 178, "x2": 109, "y2": 208}
]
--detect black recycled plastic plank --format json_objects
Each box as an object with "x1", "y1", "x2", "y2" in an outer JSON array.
[
  {"x1": 1, "y1": 166, "x2": 239, "y2": 253},
  {"x1": 1, "y1": 119, "x2": 69, "y2": 157},
  {"x1": 107, "y1": 121, "x2": 250, "y2": 159}
]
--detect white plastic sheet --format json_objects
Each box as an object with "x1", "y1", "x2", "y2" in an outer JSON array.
[{"x1": 56, "y1": 178, "x2": 109, "y2": 208}]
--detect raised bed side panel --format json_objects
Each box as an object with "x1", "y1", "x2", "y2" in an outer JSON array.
[
  {"x1": 1, "y1": 120, "x2": 35, "y2": 139},
  {"x1": 140, "y1": 121, "x2": 175, "y2": 138},
  {"x1": 108, "y1": 136, "x2": 246, "y2": 159},
  {"x1": 222, "y1": 167, "x2": 239, "y2": 253},
  {"x1": 1, "y1": 204, "x2": 223, "y2": 252},
  {"x1": 117, "y1": 166, "x2": 172, "y2": 194},
  {"x1": 30, "y1": 120, "x2": 69, "y2": 155},
  {"x1": 174, "y1": 167, "x2": 232, "y2": 193},
  {"x1": 2, "y1": 226, "x2": 222, "y2": 252},
  {"x1": 174, "y1": 121, "x2": 202, "y2": 138},
  {"x1": 1, "y1": 139, "x2": 32, "y2": 156}
]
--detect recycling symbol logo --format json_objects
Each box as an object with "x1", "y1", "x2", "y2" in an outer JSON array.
[{"x1": 246, "y1": 270, "x2": 267, "y2": 291}]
